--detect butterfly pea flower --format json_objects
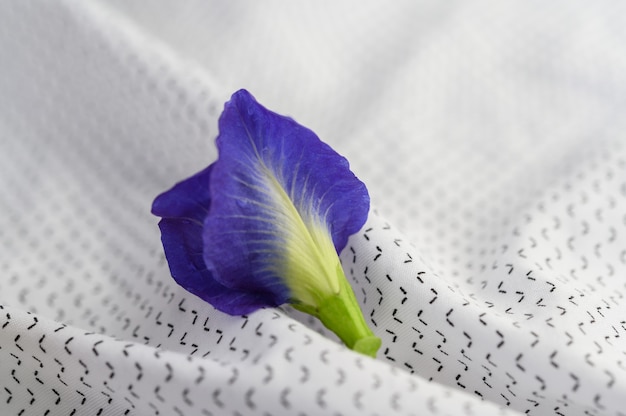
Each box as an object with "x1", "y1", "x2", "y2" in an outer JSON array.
[{"x1": 152, "y1": 89, "x2": 381, "y2": 357}]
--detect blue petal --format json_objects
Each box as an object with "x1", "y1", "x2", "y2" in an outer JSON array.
[
  {"x1": 151, "y1": 165, "x2": 277, "y2": 314},
  {"x1": 203, "y1": 90, "x2": 369, "y2": 306},
  {"x1": 152, "y1": 165, "x2": 213, "y2": 222}
]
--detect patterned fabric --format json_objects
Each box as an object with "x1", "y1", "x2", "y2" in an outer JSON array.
[{"x1": 1, "y1": 1, "x2": 625, "y2": 415}]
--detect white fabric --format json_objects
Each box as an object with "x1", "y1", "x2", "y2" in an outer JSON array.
[{"x1": 1, "y1": 1, "x2": 626, "y2": 415}]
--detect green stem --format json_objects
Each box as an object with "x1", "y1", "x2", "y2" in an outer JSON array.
[{"x1": 295, "y1": 268, "x2": 381, "y2": 358}]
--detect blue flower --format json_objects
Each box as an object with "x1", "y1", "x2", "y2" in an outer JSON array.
[{"x1": 152, "y1": 90, "x2": 380, "y2": 357}]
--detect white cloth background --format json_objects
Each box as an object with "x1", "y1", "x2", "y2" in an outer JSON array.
[{"x1": 1, "y1": 1, "x2": 625, "y2": 415}]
